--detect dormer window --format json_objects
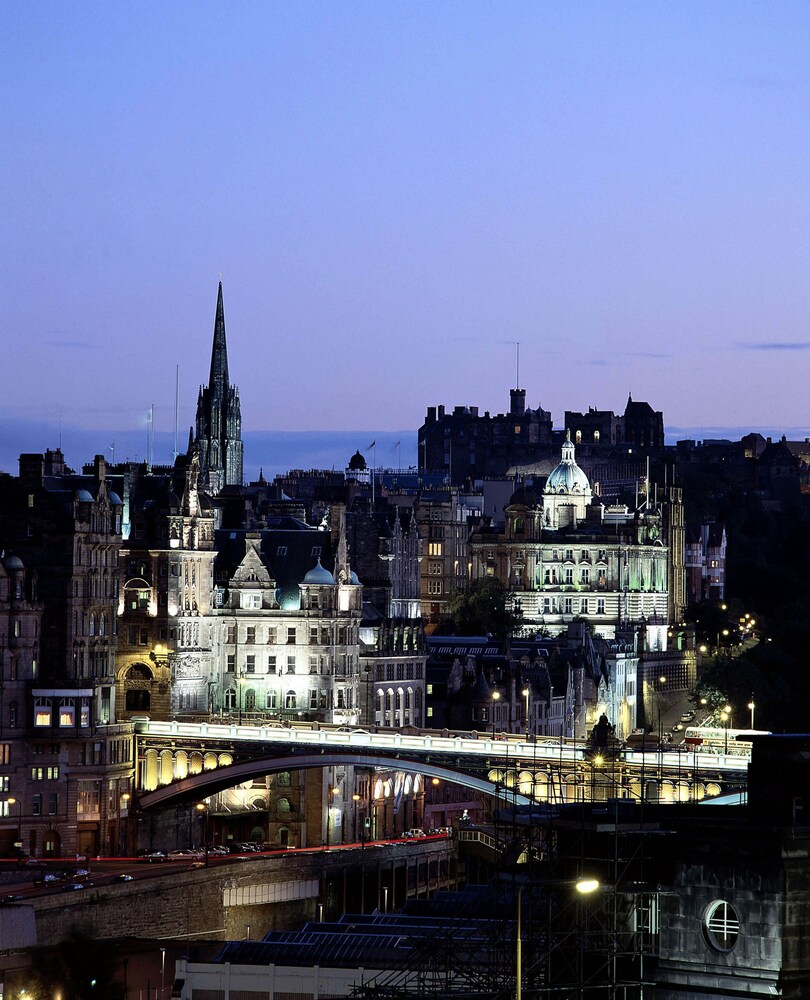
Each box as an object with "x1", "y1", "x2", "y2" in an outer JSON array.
[{"x1": 241, "y1": 591, "x2": 262, "y2": 610}]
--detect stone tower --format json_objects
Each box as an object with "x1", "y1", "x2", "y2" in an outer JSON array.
[{"x1": 194, "y1": 282, "x2": 243, "y2": 493}]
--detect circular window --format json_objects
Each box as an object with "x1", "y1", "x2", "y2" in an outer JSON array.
[{"x1": 703, "y1": 900, "x2": 740, "y2": 952}]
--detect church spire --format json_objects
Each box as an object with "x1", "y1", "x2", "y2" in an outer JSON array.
[
  {"x1": 209, "y1": 281, "x2": 230, "y2": 392},
  {"x1": 194, "y1": 282, "x2": 244, "y2": 493}
]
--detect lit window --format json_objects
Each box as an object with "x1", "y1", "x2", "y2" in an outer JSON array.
[
  {"x1": 59, "y1": 706, "x2": 75, "y2": 727},
  {"x1": 35, "y1": 707, "x2": 52, "y2": 728}
]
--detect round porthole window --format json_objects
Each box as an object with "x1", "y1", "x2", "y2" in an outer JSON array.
[{"x1": 703, "y1": 900, "x2": 740, "y2": 952}]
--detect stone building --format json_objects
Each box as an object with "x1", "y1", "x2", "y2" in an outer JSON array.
[
  {"x1": 468, "y1": 436, "x2": 670, "y2": 645},
  {"x1": 0, "y1": 451, "x2": 132, "y2": 857},
  {"x1": 418, "y1": 388, "x2": 554, "y2": 485}
]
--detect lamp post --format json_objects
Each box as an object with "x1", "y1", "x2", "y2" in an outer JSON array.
[
  {"x1": 522, "y1": 688, "x2": 530, "y2": 735},
  {"x1": 195, "y1": 802, "x2": 209, "y2": 865},
  {"x1": 658, "y1": 675, "x2": 666, "y2": 743},
  {"x1": 352, "y1": 793, "x2": 362, "y2": 846},
  {"x1": 7, "y1": 796, "x2": 21, "y2": 856},
  {"x1": 721, "y1": 705, "x2": 731, "y2": 753},
  {"x1": 491, "y1": 691, "x2": 501, "y2": 735},
  {"x1": 120, "y1": 792, "x2": 131, "y2": 856},
  {"x1": 325, "y1": 785, "x2": 340, "y2": 849},
  {"x1": 748, "y1": 696, "x2": 755, "y2": 731}
]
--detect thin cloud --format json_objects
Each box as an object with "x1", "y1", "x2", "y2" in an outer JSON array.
[{"x1": 740, "y1": 341, "x2": 810, "y2": 352}]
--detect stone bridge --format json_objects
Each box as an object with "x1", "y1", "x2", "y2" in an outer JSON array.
[{"x1": 133, "y1": 720, "x2": 748, "y2": 809}]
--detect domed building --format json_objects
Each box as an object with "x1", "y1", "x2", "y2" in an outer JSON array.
[
  {"x1": 543, "y1": 432, "x2": 593, "y2": 529},
  {"x1": 469, "y1": 433, "x2": 671, "y2": 656}
]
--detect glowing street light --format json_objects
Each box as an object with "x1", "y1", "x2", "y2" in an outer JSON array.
[{"x1": 491, "y1": 690, "x2": 501, "y2": 735}]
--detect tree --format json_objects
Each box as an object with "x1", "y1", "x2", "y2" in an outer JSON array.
[{"x1": 446, "y1": 577, "x2": 523, "y2": 639}]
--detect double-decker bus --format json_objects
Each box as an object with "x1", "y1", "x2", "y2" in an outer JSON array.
[{"x1": 683, "y1": 726, "x2": 770, "y2": 755}]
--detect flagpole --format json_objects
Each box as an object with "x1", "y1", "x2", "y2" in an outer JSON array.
[{"x1": 372, "y1": 442, "x2": 376, "y2": 504}]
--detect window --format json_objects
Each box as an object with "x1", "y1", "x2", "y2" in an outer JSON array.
[
  {"x1": 0, "y1": 745, "x2": 9, "y2": 766},
  {"x1": 266, "y1": 691, "x2": 278, "y2": 710},
  {"x1": 226, "y1": 654, "x2": 236, "y2": 673},
  {"x1": 597, "y1": 598, "x2": 605, "y2": 614},
  {"x1": 226, "y1": 625, "x2": 236, "y2": 644},
  {"x1": 564, "y1": 598, "x2": 573, "y2": 614},
  {"x1": 246, "y1": 626, "x2": 256, "y2": 644},
  {"x1": 565, "y1": 549, "x2": 573, "y2": 561},
  {"x1": 59, "y1": 706, "x2": 75, "y2": 727},
  {"x1": 428, "y1": 542, "x2": 443, "y2": 557},
  {"x1": 309, "y1": 656, "x2": 318, "y2": 674},
  {"x1": 428, "y1": 561, "x2": 442, "y2": 576},
  {"x1": 276, "y1": 546, "x2": 288, "y2": 557},
  {"x1": 48, "y1": 793, "x2": 58, "y2": 816},
  {"x1": 34, "y1": 706, "x2": 52, "y2": 728},
  {"x1": 287, "y1": 627, "x2": 296, "y2": 645},
  {"x1": 581, "y1": 568, "x2": 589, "y2": 585},
  {"x1": 224, "y1": 689, "x2": 236, "y2": 711},
  {"x1": 309, "y1": 690, "x2": 318, "y2": 709},
  {"x1": 246, "y1": 655, "x2": 256, "y2": 674},
  {"x1": 285, "y1": 690, "x2": 297, "y2": 710},
  {"x1": 703, "y1": 901, "x2": 740, "y2": 952},
  {"x1": 287, "y1": 655, "x2": 296, "y2": 674},
  {"x1": 311, "y1": 546, "x2": 321, "y2": 558},
  {"x1": 564, "y1": 568, "x2": 573, "y2": 585},
  {"x1": 428, "y1": 580, "x2": 442, "y2": 595},
  {"x1": 241, "y1": 592, "x2": 261, "y2": 609},
  {"x1": 580, "y1": 598, "x2": 589, "y2": 615}
]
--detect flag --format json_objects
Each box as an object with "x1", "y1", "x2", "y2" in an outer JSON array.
[{"x1": 368, "y1": 440, "x2": 376, "y2": 449}]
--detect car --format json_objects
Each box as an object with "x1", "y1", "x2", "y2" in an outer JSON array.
[
  {"x1": 137, "y1": 850, "x2": 167, "y2": 863},
  {"x1": 34, "y1": 872, "x2": 60, "y2": 884},
  {"x1": 61, "y1": 882, "x2": 86, "y2": 892},
  {"x1": 407, "y1": 829, "x2": 427, "y2": 838},
  {"x1": 0, "y1": 894, "x2": 23, "y2": 904},
  {"x1": 168, "y1": 849, "x2": 204, "y2": 860},
  {"x1": 111, "y1": 873, "x2": 134, "y2": 883},
  {"x1": 207, "y1": 846, "x2": 229, "y2": 856},
  {"x1": 72, "y1": 868, "x2": 90, "y2": 877}
]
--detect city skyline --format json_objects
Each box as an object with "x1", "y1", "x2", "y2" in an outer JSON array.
[{"x1": 4, "y1": 4, "x2": 810, "y2": 448}]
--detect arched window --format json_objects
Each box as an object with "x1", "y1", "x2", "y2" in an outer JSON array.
[
  {"x1": 277, "y1": 797, "x2": 291, "y2": 813},
  {"x1": 224, "y1": 688, "x2": 236, "y2": 711},
  {"x1": 285, "y1": 690, "x2": 296, "y2": 710},
  {"x1": 89, "y1": 614, "x2": 95, "y2": 637},
  {"x1": 126, "y1": 663, "x2": 152, "y2": 681},
  {"x1": 277, "y1": 772, "x2": 291, "y2": 786}
]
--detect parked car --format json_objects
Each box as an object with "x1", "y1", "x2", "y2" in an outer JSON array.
[{"x1": 168, "y1": 849, "x2": 204, "y2": 861}]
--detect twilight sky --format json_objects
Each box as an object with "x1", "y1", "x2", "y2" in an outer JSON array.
[{"x1": 3, "y1": 2, "x2": 810, "y2": 473}]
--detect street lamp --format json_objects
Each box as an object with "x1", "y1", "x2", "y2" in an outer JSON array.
[
  {"x1": 522, "y1": 688, "x2": 530, "y2": 735},
  {"x1": 352, "y1": 793, "x2": 362, "y2": 846},
  {"x1": 748, "y1": 696, "x2": 755, "y2": 730},
  {"x1": 7, "y1": 797, "x2": 21, "y2": 855},
  {"x1": 195, "y1": 802, "x2": 209, "y2": 865},
  {"x1": 721, "y1": 706, "x2": 731, "y2": 753},
  {"x1": 325, "y1": 785, "x2": 340, "y2": 849},
  {"x1": 491, "y1": 691, "x2": 501, "y2": 735}
]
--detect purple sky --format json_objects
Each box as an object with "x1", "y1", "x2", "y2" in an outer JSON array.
[{"x1": 4, "y1": 2, "x2": 810, "y2": 467}]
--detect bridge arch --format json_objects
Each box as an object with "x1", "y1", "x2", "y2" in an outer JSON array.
[{"x1": 136, "y1": 751, "x2": 534, "y2": 811}]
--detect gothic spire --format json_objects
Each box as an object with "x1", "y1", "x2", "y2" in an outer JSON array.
[{"x1": 208, "y1": 281, "x2": 229, "y2": 392}]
